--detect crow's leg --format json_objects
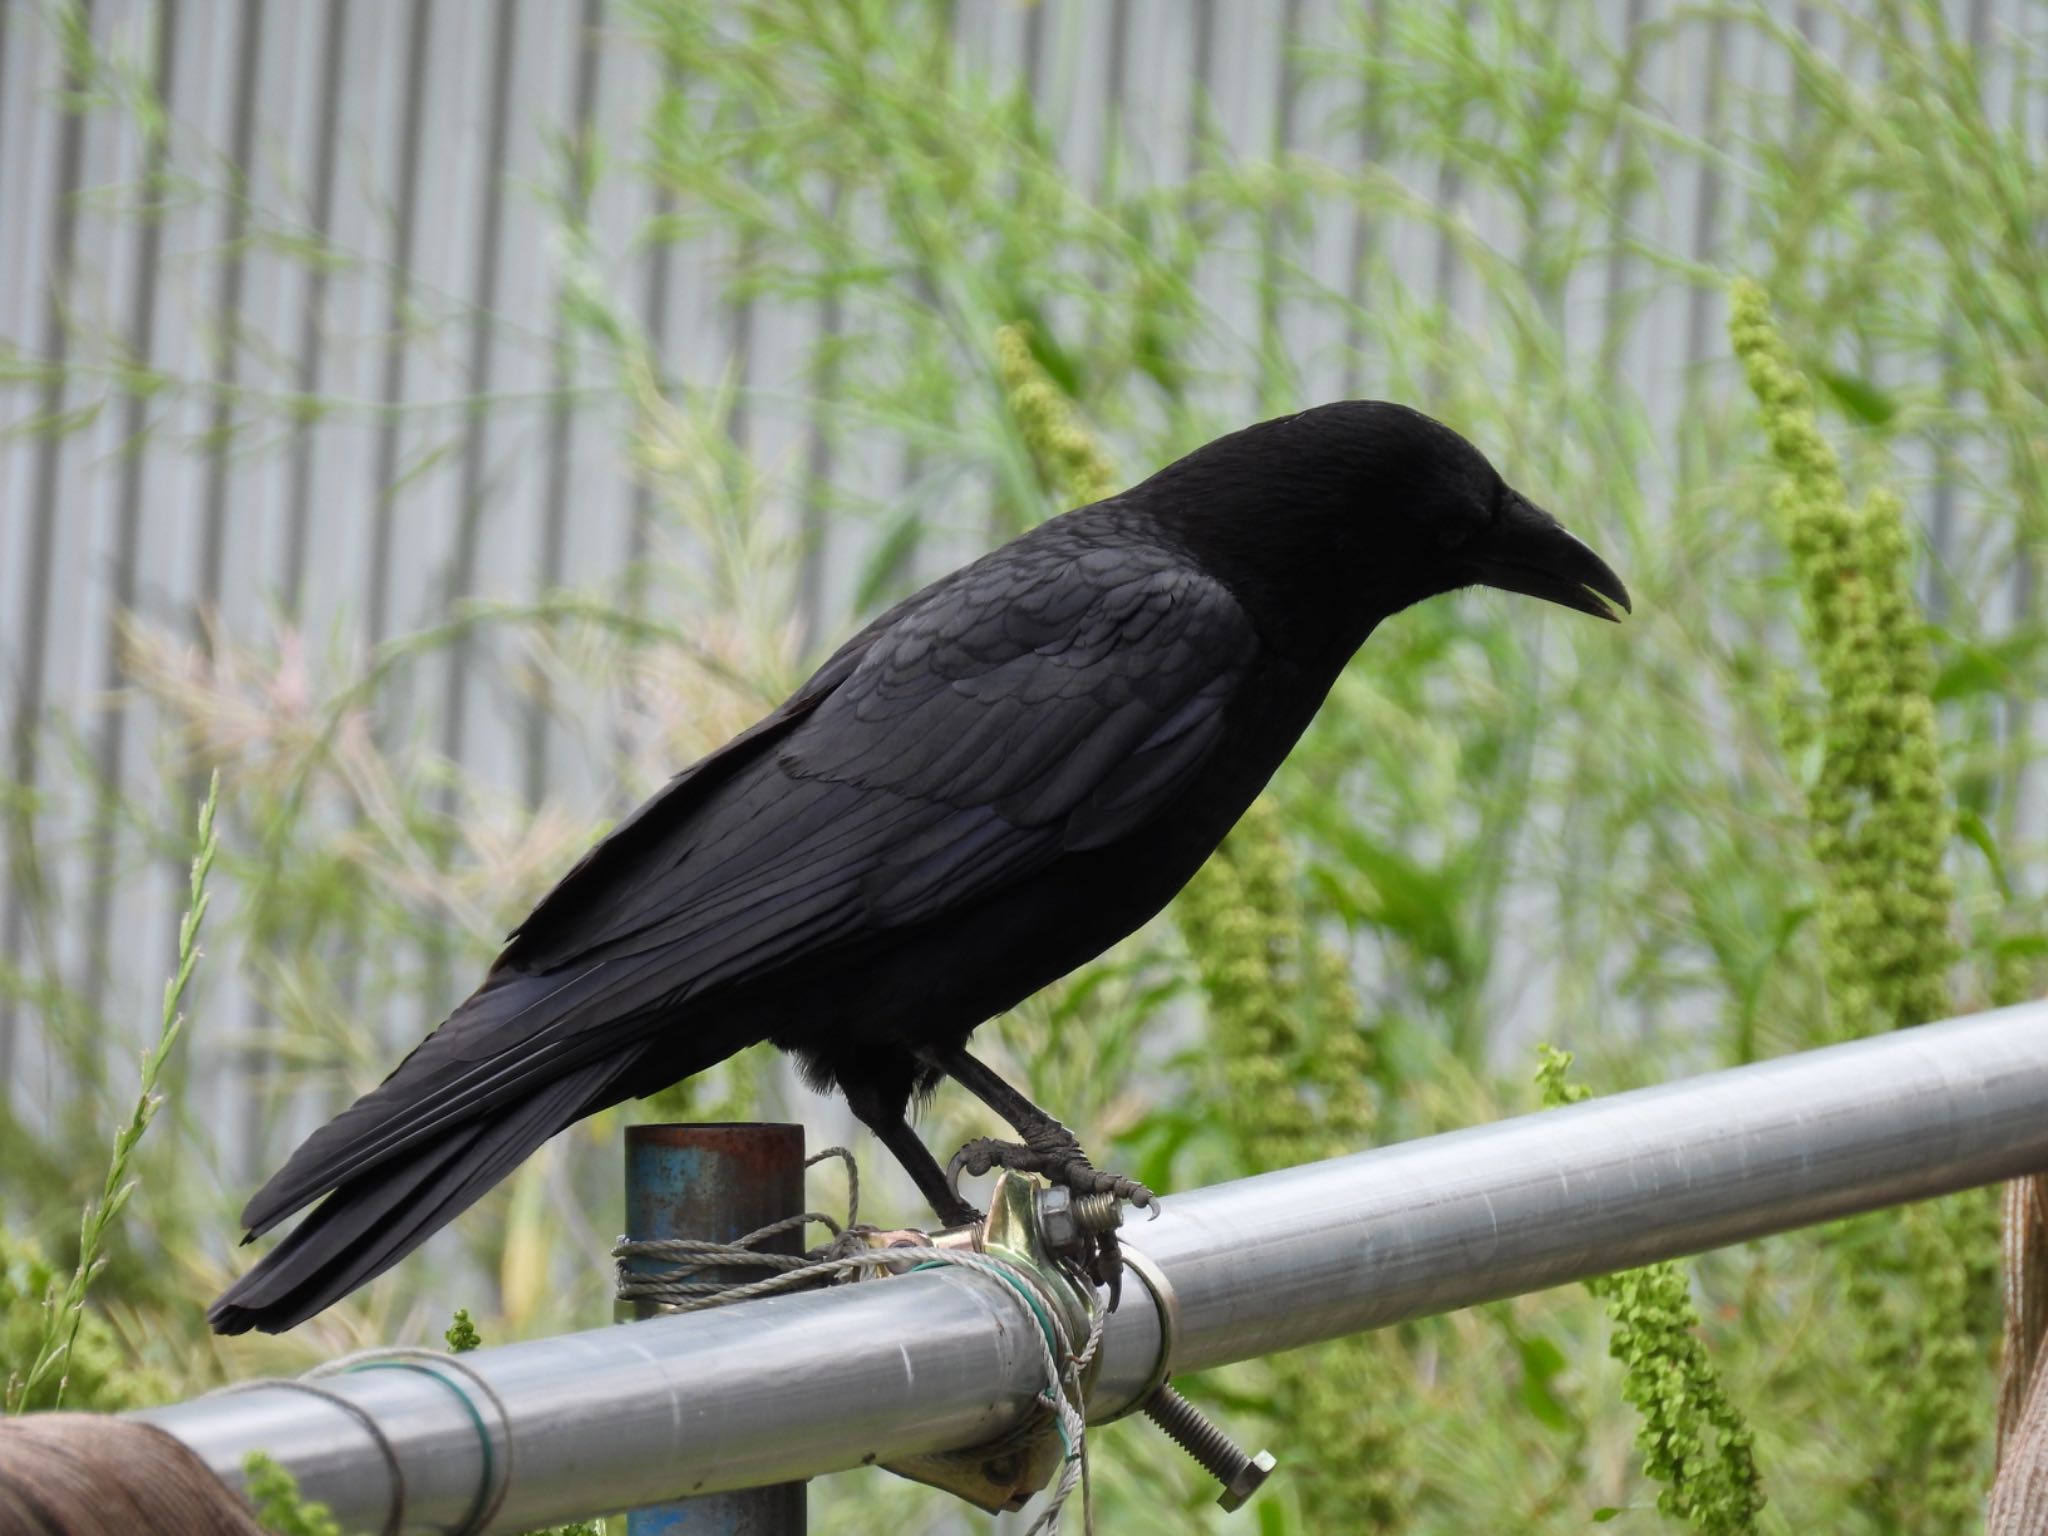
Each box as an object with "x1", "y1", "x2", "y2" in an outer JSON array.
[
  {"x1": 935, "y1": 1047, "x2": 1152, "y2": 1305},
  {"x1": 841, "y1": 1076, "x2": 981, "y2": 1228}
]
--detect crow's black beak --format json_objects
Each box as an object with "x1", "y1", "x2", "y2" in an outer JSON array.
[{"x1": 1468, "y1": 492, "x2": 1632, "y2": 622}]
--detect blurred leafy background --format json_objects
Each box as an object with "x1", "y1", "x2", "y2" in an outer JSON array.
[{"x1": 2, "y1": 0, "x2": 2046, "y2": 1530}]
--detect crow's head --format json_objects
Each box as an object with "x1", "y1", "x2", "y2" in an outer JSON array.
[{"x1": 1146, "y1": 400, "x2": 1630, "y2": 654}]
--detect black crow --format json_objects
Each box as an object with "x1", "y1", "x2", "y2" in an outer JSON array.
[{"x1": 210, "y1": 401, "x2": 1628, "y2": 1334}]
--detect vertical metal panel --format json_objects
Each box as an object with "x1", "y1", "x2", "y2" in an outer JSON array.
[
  {"x1": 522, "y1": 0, "x2": 584, "y2": 794},
  {"x1": 0, "y1": 0, "x2": 2038, "y2": 1212},
  {"x1": 297, "y1": 0, "x2": 392, "y2": 648},
  {"x1": 2, "y1": 0, "x2": 93, "y2": 1078},
  {"x1": 1680, "y1": 11, "x2": 1732, "y2": 449},
  {"x1": 82, "y1": 0, "x2": 177, "y2": 1026},
  {"x1": 438, "y1": 0, "x2": 522, "y2": 792},
  {"x1": 192, "y1": 0, "x2": 261, "y2": 631},
  {"x1": 279, "y1": 0, "x2": 349, "y2": 612},
  {"x1": 363, "y1": 0, "x2": 435, "y2": 651}
]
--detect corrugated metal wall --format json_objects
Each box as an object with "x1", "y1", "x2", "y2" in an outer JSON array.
[{"x1": 0, "y1": 0, "x2": 2037, "y2": 1174}]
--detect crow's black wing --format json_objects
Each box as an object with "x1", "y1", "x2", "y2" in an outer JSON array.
[
  {"x1": 501, "y1": 535, "x2": 1258, "y2": 968},
  {"x1": 235, "y1": 537, "x2": 1255, "y2": 1238},
  {"x1": 779, "y1": 541, "x2": 1258, "y2": 922}
]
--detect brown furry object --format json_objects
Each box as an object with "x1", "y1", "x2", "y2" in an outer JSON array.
[
  {"x1": 1993, "y1": 1176, "x2": 2048, "y2": 1533},
  {"x1": 0, "y1": 1414, "x2": 265, "y2": 1535}
]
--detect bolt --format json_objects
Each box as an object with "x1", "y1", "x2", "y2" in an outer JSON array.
[
  {"x1": 1141, "y1": 1383, "x2": 1276, "y2": 1512},
  {"x1": 1037, "y1": 1187, "x2": 1125, "y2": 1257}
]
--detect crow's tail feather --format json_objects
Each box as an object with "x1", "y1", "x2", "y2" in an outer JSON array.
[
  {"x1": 207, "y1": 1057, "x2": 624, "y2": 1335},
  {"x1": 237, "y1": 965, "x2": 658, "y2": 1240}
]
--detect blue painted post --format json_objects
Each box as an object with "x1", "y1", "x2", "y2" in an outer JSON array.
[{"x1": 623, "y1": 1122, "x2": 808, "y2": 1535}]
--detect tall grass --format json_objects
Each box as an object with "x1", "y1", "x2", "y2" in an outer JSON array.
[
  {"x1": 1, "y1": 1, "x2": 2043, "y2": 1531},
  {"x1": 5, "y1": 772, "x2": 216, "y2": 1413}
]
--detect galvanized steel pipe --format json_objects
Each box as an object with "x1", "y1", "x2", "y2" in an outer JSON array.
[{"x1": 136, "y1": 1002, "x2": 2048, "y2": 1533}]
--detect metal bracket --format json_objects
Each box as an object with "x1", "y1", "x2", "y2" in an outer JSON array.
[
  {"x1": 859, "y1": 1174, "x2": 1274, "y2": 1514},
  {"x1": 1103, "y1": 1242, "x2": 1177, "y2": 1420},
  {"x1": 866, "y1": 1172, "x2": 1102, "y2": 1514}
]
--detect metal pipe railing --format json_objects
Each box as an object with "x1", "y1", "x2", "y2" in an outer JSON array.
[{"x1": 135, "y1": 1002, "x2": 2048, "y2": 1533}]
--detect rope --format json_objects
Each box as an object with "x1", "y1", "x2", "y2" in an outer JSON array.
[
  {"x1": 203, "y1": 1339, "x2": 517, "y2": 1536},
  {"x1": 316, "y1": 1348, "x2": 515, "y2": 1536},
  {"x1": 612, "y1": 1146, "x2": 1103, "y2": 1534},
  {"x1": 206, "y1": 1376, "x2": 409, "y2": 1536},
  {"x1": 615, "y1": 1145, "x2": 860, "y2": 1306}
]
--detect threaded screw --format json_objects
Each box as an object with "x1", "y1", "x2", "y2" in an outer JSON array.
[
  {"x1": 1070, "y1": 1192, "x2": 1122, "y2": 1234},
  {"x1": 1141, "y1": 1383, "x2": 1276, "y2": 1512}
]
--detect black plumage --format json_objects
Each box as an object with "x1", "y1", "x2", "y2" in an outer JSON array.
[{"x1": 210, "y1": 400, "x2": 1629, "y2": 1334}]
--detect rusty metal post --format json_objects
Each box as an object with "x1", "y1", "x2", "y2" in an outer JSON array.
[{"x1": 623, "y1": 1123, "x2": 807, "y2": 1536}]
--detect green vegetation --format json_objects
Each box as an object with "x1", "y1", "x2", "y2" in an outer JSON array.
[
  {"x1": 444, "y1": 1308, "x2": 483, "y2": 1356},
  {"x1": 4, "y1": 2, "x2": 2045, "y2": 1532},
  {"x1": 5, "y1": 774, "x2": 216, "y2": 1414},
  {"x1": 1181, "y1": 796, "x2": 1410, "y2": 1530},
  {"x1": 1731, "y1": 281, "x2": 2002, "y2": 1533},
  {"x1": 1728, "y1": 282, "x2": 1956, "y2": 1043},
  {"x1": 1539, "y1": 1047, "x2": 1762, "y2": 1534},
  {"x1": 243, "y1": 1453, "x2": 343, "y2": 1536}
]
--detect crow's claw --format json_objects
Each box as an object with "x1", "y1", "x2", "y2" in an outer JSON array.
[
  {"x1": 1091, "y1": 1229, "x2": 1125, "y2": 1310},
  {"x1": 946, "y1": 1135, "x2": 1036, "y2": 1195},
  {"x1": 946, "y1": 1136, "x2": 1151, "y2": 1205},
  {"x1": 1059, "y1": 1164, "x2": 1156, "y2": 1210}
]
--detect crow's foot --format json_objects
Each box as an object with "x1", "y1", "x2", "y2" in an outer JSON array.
[
  {"x1": 944, "y1": 1132, "x2": 1156, "y2": 1211},
  {"x1": 945, "y1": 1133, "x2": 1155, "y2": 1307}
]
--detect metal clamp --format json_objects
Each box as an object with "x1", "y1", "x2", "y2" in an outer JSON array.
[
  {"x1": 877, "y1": 1172, "x2": 1104, "y2": 1514},
  {"x1": 873, "y1": 1177, "x2": 1275, "y2": 1514},
  {"x1": 1102, "y1": 1242, "x2": 1178, "y2": 1419}
]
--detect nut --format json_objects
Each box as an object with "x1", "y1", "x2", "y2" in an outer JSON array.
[{"x1": 1038, "y1": 1186, "x2": 1079, "y2": 1253}]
